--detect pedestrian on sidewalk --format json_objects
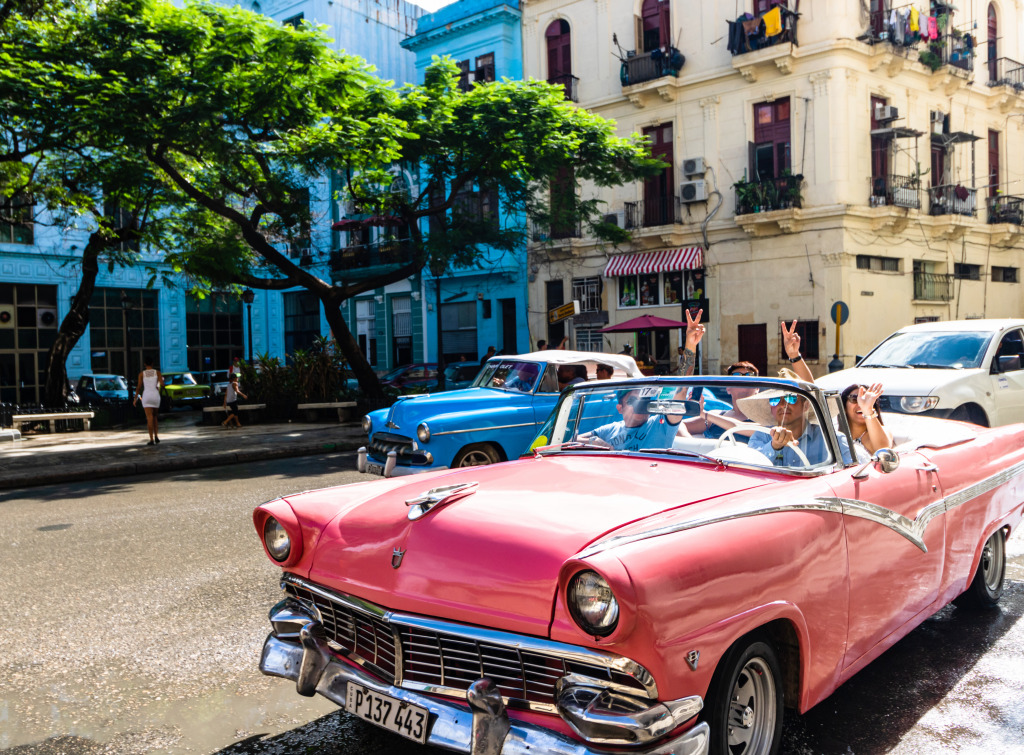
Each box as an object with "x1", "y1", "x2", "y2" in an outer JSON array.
[
  {"x1": 133, "y1": 356, "x2": 164, "y2": 445},
  {"x1": 222, "y1": 373, "x2": 248, "y2": 428}
]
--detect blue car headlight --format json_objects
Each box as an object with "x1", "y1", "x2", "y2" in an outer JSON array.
[{"x1": 417, "y1": 423, "x2": 431, "y2": 443}]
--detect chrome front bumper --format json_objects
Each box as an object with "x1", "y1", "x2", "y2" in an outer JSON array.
[
  {"x1": 356, "y1": 446, "x2": 444, "y2": 477},
  {"x1": 260, "y1": 630, "x2": 709, "y2": 755}
]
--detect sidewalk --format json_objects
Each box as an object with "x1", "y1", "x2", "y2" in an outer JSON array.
[{"x1": 0, "y1": 412, "x2": 367, "y2": 490}]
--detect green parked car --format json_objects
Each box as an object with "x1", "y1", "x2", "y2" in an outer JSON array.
[{"x1": 160, "y1": 371, "x2": 210, "y2": 410}]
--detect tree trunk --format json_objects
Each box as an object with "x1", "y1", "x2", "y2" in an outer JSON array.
[
  {"x1": 321, "y1": 297, "x2": 385, "y2": 400},
  {"x1": 43, "y1": 236, "x2": 103, "y2": 406}
]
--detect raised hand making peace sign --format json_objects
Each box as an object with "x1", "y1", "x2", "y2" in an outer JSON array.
[{"x1": 780, "y1": 319, "x2": 814, "y2": 382}]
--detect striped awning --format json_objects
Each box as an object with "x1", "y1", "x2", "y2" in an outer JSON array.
[{"x1": 603, "y1": 247, "x2": 703, "y2": 277}]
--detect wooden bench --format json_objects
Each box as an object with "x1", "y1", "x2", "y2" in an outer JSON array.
[
  {"x1": 12, "y1": 411, "x2": 95, "y2": 433},
  {"x1": 296, "y1": 401, "x2": 358, "y2": 422},
  {"x1": 202, "y1": 403, "x2": 267, "y2": 425}
]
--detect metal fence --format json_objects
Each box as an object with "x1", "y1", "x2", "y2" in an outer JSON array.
[
  {"x1": 913, "y1": 272, "x2": 954, "y2": 301},
  {"x1": 624, "y1": 196, "x2": 681, "y2": 228}
]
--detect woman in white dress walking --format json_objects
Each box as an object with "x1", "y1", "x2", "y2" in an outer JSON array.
[{"x1": 133, "y1": 356, "x2": 165, "y2": 445}]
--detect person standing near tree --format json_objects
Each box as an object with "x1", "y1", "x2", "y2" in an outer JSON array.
[
  {"x1": 222, "y1": 373, "x2": 248, "y2": 429},
  {"x1": 133, "y1": 356, "x2": 164, "y2": 445}
]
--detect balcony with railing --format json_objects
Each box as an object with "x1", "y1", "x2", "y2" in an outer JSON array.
[
  {"x1": 531, "y1": 221, "x2": 581, "y2": 242},
  {"x1": 547, "y1": 74, "x2": 579, "y2": 103},
  {"x1": 619, "y1": 48, "x2": 684, "y2": 88},
  {"x1": 329, "y1": 239, "x2": 416, "y2": 277},
  {"x1": 870, "y1": 174, "x2": 921, "y2": 210},
  {"x1": 987, "y1": 195, "x2": 1024, "y2": 225},
  {"x1": 624, "y1": 195, "x2": 681, "y2": 228},
  {"x1": 913, "y1": 271, "x2": 954, "y2": 301},
  {"x1": 734, "y1": 175, "x2": 803, "y2": 215},
  {"x1": 928, "y1": 184, "x2": 977, "y2": 217},
  {"x1": 728, "y1": 5, "x2": 798, "y2": 57},
  {"x1": 987, "y1": 57, "x2": 1024, "y2": 90}
]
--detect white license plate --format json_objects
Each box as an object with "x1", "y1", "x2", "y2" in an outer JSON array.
[
  {"x1": 365, "y1": 462, "x2": 385, "y2": 476},
  {"x1": 346, "y1": 681, "x2": 429, "y2": 744}
]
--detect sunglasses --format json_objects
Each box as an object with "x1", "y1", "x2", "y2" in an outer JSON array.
[
  {"x1": 730, "y1": 370, "x2": 756, "y2": 376},
  {"x1": 846, "y1": 394, "x2": 860, "y2": 403},
  {"x1": 768, "y1": 395, "x2": 800, "y2": 407}
]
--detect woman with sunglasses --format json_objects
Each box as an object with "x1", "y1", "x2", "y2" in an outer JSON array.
[{"x1": 840, "y1": 382, "x2": 892, "y2": 460}]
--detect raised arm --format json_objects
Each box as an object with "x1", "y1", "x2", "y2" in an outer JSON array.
[
  {"x1": 781, "y1": 319, "x2": 815, "y2": 383},
  {"x1": 858, "y1": 382, "x2": 894, "y2": 452},
  {"x1": 679, "y1": 309, "x2": 705, "y2": 377}
]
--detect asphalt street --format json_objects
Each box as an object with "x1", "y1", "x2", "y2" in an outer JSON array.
[{"x1": 1, "y1": 455, "x2": 1023, "y2": 754}]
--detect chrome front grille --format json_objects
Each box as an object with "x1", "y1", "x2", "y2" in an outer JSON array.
[
  {"x1": 281, "y1": 576, "x2": 653, "y2": 709},
  {"x1": 285, "y1": 583, "x2": 397, "y2": 682},
  {"x1": 367, "y1": 431, "x2": 415, "y2": 461}
]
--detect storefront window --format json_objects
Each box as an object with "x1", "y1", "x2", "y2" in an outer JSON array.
[{"x1": 617, "y1": 270, "x2": 703, "y2": 309}]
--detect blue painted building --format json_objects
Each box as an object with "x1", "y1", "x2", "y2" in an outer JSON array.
[
  {"x1": 0, "y1": 0, "x2": 428, "y2": 405},
  {"x1": 401, "y1": 0, "x2": 530, "y2": 365}
]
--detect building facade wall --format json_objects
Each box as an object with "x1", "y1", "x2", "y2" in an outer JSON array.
[{"x1": 522, "y1": 0, "x2": 1024, "y2": 376}]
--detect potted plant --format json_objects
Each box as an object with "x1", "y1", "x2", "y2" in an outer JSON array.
[{"x1": 733, "y1": 179, "x2": 754, "y2": 214}]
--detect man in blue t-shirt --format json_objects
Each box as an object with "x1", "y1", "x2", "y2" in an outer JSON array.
[{"x1": 579, "y1": 389, "x2": 685, "y2": 451}]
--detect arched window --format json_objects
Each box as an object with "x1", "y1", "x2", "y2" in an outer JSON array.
[
  {"x1": 988, "y1": 3, "x2": 998, "y2": 84},
  {"x1": 251, "y1": 1, "x2": 262, "y2": 13},
  {"x1": 545, "y1": 20, "x2": 573, "y2": 99},
  {"x1": 639, "y1": 0, "x2": 670, "y2": 53}
]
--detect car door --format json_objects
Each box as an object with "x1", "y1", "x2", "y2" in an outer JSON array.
[
  {"x1": 826, "y1": 451, "x2": 946, "y2": 669},
  {"x1": 988, "y1": 327, "x2": 1024, "y2": 424}
]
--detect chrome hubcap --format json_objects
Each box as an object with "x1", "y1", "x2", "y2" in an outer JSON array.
[
  {"x1": 981, "y1": 532, "x2": 1005, "y2": 592},
  {"x1": 458, "y1": 450, "x2": 492, "y2": 467},
  {"x1": 726, "y1": 658, "x2": 777, "y2": 755}
]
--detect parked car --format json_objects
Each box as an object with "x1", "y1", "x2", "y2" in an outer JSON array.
[
  {"x1": 357, "y1": 351, "x2": 643, "y2": 476},
  {"x1": 197, "y1": 369, "x2": 231, "y2": 397},
  {"x1": 255, "y1": 374, "x2": 1024, "y2": 755},
  {"x1": 379, "y1": 363, "x2": 439, "y2": 392},
  {"x1": 160, "y1": 371, "x2": 210, "y2": 410},
  {"x1": 817, "y1": 318, "x2": 1024, "y2": 427},
  {"x1": 440, "y1": 362, "x2": 481, "y2": 391},
  {"x1": 74, "y1": 373, "x2": 130, "y2": 404}
]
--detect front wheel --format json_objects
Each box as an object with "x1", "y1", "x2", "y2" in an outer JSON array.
[
  {"x1": 452, "y1": 443, "x2": 501, "y2": 468},
  {"x1": 955, "y1": 529, "x2": 1006, "y2": 609},
  {"x1": 706, "y1": 639, "x2": 783, "y2": 755}
]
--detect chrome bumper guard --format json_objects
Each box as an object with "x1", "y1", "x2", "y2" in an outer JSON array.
[
  {"x1": 357, "y1": 446, "x2": 440, "y2": 477},
  {"x1": 260, "y1": 616, "x2": 709, "y2": 755}
]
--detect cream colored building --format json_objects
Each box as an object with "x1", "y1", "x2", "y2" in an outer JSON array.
[{"x1": 523, "y1": 0, "x2": 1024, "y2": 377}]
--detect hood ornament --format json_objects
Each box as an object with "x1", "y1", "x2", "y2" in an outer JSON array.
[
  {"x1": 385, "y1": 420, "x2": 400, "y2": 429},
  {"x1": 405, "y1": 481, "x2": 479, "y2": 521},
  {"x1": 391, "y1": 547, "x2": 406, "y2": 569}
]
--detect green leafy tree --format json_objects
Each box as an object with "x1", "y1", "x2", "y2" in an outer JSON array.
[{"x1": 13, "y1": 0, "x2": 662, "y2": 399}]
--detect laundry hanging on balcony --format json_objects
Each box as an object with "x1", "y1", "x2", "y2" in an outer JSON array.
[{"x1": 603, "y1": 247, "x2": 703, "y2": 277}]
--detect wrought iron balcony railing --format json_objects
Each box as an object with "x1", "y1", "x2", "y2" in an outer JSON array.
[
  {"x1": 734, "y1": 175, "x2": 803, "y2": 215},
  {"x1": 870, "y1": 174, "x2": 921, "y2": 209},
  {"x1": 619, "y1": 48, "x2": 684, "y2": 87},
  {"x1": 987, "y1": 57, "x2": 1024, "y2": 89},
  {"x1": 531, "y1": 221, "x2": 581, "y2": 242},
  {"x1": 547, "y1": 74, "x2": 579, "y2": 103},
  {"x1": 329, "y1": 239, "x2": 415, "y2": 273},
  {"x1": 913, "y1": 271, "x2": 954, "y2": 301},
  {"x1": 928, "y1": 184, "x2": 977, "y2": 217},
  {"x1": 624, "y1": 196, "x2": 681, "y2": 228},
  {"x1": 987, "y1": 195, "x2": 1024, "y2": 225}
]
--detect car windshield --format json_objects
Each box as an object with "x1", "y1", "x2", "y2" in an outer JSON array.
[
  {"x1": 96, "y1": 376, "x2": 127, "y2": 391},
  {"x1": 169, "y1": 374, "x2": 197, "y2": 385},
  {"x1": 859, "y1": 330, "x2": 993, "y2": 369},
  {"x1": 474, "y1": 360, "x2": 542, "y2": 393},
  {"x1": 445, "y1": 364, "x2": 478, "y2": 381},
  {"x1": 530, "y1": 378, "x2": 843, "y2": 471}
]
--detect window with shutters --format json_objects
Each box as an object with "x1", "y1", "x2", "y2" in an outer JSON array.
[
  {"x1": 441, "y1": 301, "x2": 477, "y2": 357},
  {"x1": 475, "y1": 53, "x2": 495, "y2": 83},
  {"x1": 638, "y1": 0, "x2": 670, "y2": 53},
  {"x1": 355, "y1": 299, "x2": 377, "y2": 366}
]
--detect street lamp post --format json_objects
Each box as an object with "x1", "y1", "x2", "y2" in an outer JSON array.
[
  {"x1": 242, "y1": 289, "x2": 255, "y2": 363},
  {"x1": 120, "y1": 290, "x2": 134, "y2": 378}
]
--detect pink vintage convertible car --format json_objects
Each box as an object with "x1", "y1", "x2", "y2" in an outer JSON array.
[{"x1": 254, "y1": 376, "x2": 1024, "y2": 755}]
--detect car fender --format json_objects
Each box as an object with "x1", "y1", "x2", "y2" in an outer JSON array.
[
  {"x1": 930, "y1": 373, "x2": 994, "y2": 416},
  {"x1": 414, "y1": 406, "x2": 542, "y2": 463}
]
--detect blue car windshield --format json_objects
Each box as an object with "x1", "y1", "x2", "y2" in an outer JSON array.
[
  {"x1": 860, "y1": 331, "x2": 993, "y2": 369},
  {"x1": 474, "y1": 360, "x2": 541, "y2": 393}
]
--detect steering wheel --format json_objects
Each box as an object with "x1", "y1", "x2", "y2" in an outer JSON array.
[{"x1": 715, "y1": 425, "x2": 810, "y2": 467}]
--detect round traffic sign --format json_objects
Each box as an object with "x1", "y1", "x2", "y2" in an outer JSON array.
[{"x1": 830, "y1": 301, "x2": 850, "y2": 326}]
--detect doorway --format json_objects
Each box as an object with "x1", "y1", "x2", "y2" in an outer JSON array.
[
  {"x1": 737, "y1": 323, "x2": 768, "y2": 377},
  {"x1": 500, "y1": 298, "x2": 518, "y2": 355}
]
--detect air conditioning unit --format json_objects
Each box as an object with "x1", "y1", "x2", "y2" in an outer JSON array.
[
  {"x1": 682, "y1": 157, "x2": 706, "y2": 177},
  {"x1": 875, "y1": 104, "x2": 898, "y2": 122},
  {"x1": 680, "y1": 179, "x2": 708, "y2": 203},
  {"x1": 37, "y1": 307, "x2": 58, "y2": 329},
  {"x1": 601, "y1": 210, "x2": 625, "y2": 227}
]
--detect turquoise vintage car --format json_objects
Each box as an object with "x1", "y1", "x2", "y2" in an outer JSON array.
[{"x1": 357, "y1": 351, "x2": 644, "y2": 477}]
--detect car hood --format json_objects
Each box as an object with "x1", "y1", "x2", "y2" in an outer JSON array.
[
  {"x1": 292, "y1": 455, "x2": 774, "y2": 636},
  {"x1": 815, "y1": 366, "x2": 982, "y2": 395},
  {"x1": 377, "y1": 387, "x2": 528, "y2": 430}
]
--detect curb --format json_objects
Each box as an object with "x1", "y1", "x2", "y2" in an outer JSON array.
[{"x1": 0, "y1": 438, "x2": 365, "y2": 491}]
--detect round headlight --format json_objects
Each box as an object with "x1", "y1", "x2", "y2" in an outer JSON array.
[
  {"x1": 361, "y1": 415, "x2": 372, "y2": 434},
  {"x1": 417, "y1": 422, "x2": 431, "y2": 443},
  {"x1": 567, "y1": 570, "x2": 619, "y2": 636},
  {"x1": 263, "y1": 516, "x2": 291, "y2": 562},
  {"x1": 900, "y1": 396, "x2": 939, "y2": 413}
]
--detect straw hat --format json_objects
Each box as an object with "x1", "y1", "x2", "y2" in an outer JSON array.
[{"x1": 737, "y1": 388, "x2": 814, "y2": 428}]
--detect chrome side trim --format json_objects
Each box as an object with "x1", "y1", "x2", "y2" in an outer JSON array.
[
  {"x1": 281, "y1": 573, "x2": 658, "y2": 700},
  {"x1": 260, "y1": 634, "x2": 711, "y2": 755},
  {"x1": 432, "y1": 421, "x2": 539, "y2": 436},
  {"x1": 577, "y1": 500, "x2": 844, "y2": 559},
  {"x1": 577, "y1": 460, "x2": 1024, "y2": 559}
]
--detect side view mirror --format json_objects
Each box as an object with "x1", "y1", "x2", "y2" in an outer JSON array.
[
  {"x1": 994, "y1": 354, "x2": 1022, "y2": 374},
  {"x1": 851, "y1": 447, "x2": 900, "y2": 479}
]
